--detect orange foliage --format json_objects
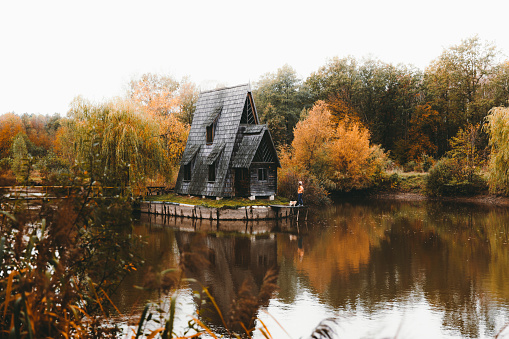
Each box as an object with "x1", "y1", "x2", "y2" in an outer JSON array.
[
  {"x1": 291, "y1": 101, "x2": 334, "y2": 170},
  {"x1": 0, "y1": 113, "x2": 24, "y2": 158},
  {"x1": 24, "y1": 114, "x2": 54, "y2": 151},
  {"x1": 289, "y1": 101, "x2": 386, "y2": 191},
  {"x1": 406, "y1": 103, "x2": 440, "y2": 160},
  {"x1": 129, "y1": 73, "x2": 181, "y2": 117},
  {"x1": 129, "y1": 74, "x2": 191, "y2": 178},
  {"x1": 326, "y1": 94, "x2": 363, "y2": 126},
  {"x1": 328, "y1": 118, "x2": 379, "y2": 189}
]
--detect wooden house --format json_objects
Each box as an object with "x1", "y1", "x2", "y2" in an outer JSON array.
[{"x1": 174, "y1": 84, "x2": 280, "y2": 199}]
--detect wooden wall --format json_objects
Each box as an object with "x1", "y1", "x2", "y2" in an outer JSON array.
[{"x1": 249, "y1": 163, "x2": 277, "y2": 197}]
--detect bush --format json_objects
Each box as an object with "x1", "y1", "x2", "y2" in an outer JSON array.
[
  {"x1": 403, "y1": 161, "x2": 417, "y2": 172},
  {"x1": 420, "y1": 153, "x2": 435, "y2": 172},
  {"x1": 277, "y1": 167, "x2": 331, "y2": 206},
  {"x1": 426, "y1": 158, "x2": 487, "y2": 196},
  {"x1": 34, "y1": 152, "x2": 72, "y2": 185}
]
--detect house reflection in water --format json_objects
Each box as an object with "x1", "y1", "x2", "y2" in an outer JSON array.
[{"x1": 175, "y1": 229, "x2": 278, "y2": 334}]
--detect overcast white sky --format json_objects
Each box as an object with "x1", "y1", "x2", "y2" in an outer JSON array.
[{"x1": 1, "y1": 0, "x2": 508, "y2": 115}]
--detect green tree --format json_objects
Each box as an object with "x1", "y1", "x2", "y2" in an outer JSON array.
[
  {"x1": 424, "y1": 36, "x2": 500, "y2": 154},
  {"x1": 11, "y1": 133, "x2": 32, "y2": 183},
  {"x1": 254, "y1": 64, "x2": 311, "y2": 145},
  {"x1": 488, "y1": 61, "x2": 509, "y2": 107},
  {"x1": 484, "y1": 106, "x2": 509, "y2": 194}
]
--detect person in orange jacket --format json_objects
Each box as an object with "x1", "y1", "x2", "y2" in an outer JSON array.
[{"x1": 297, "y1": 181, "x2": 304, "y2": 206}]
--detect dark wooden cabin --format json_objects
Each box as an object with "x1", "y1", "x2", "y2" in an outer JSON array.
[{"x1": 174, "y1": 84, "x2": 280, "y2": 199}]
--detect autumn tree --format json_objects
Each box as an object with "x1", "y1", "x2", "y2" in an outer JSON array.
[
  {"x1": 292, "y1": 101, "x2": 334, "y2": 172},
  {"x1": 289, "y1": 101, "x2": 387, "y2": 192},
  {"x1": 60, "y1": 97, "x2": 167, "y2": 190},
  {"x1": 0, "y1": 113, "x2": 24, "y2": 158},
  {"x1": 306, "y1": 57, "x2": 423, "y2": 153},
  {"x1": 484, "y1": 106, "x2": 509, "y2": 195},
  {"x1": 394, "y1": 103, "x2": 440, "y2": 164},
  {"x1": 128, "y1": 73, "x2": 194, "y2": 180}
]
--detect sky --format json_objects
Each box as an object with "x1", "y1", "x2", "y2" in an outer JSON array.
[{"x1": 1, "y1": 0, "x2": 509, "y2": 115}]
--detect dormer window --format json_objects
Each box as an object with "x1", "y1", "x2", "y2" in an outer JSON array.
[
  {"x1": 206, "y1": 124, "x2": 214, "y2": 144},
  {"x1": 208, "y1": 162, "x2": 216, "y2": 182},
  {"x1": 184, "y1": 163, "x2": 192, "y2": 181},
  {"x1": 206, "y1": 107, "x2": 221, "y2": 144}
]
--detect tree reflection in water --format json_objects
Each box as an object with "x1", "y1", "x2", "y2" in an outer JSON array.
[{"x1": 116, "y1": 201, "x2": 509, "y2": 338}]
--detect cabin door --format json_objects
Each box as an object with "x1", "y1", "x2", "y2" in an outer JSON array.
[{"x1": 234, "y1": 168, "x2": 250, "y2": 197}]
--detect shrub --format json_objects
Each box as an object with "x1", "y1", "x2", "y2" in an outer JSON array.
[
  {"x1": 403, "y1": 161, "x2": 417, "y2": 172},
  {"x1": 420, "y1": 153, "x2": 435, "y2": 172},
  {"x1": 277, "y1": 167, "x2": 330, "y2": 206},
  {"x1": 426, "y1": 158, "x2": 487, "y2": 196}
]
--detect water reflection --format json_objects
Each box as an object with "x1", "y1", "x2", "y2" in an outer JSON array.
[{"x1": 116, "y1": 200, "x2": 509, "y2": 338}]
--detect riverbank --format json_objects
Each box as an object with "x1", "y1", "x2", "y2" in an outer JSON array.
[
  {"x1": 372, "y1": 191, "x2": 509, "y2": 207},
  {"x1": 370, "y1": 171, "x2": 509, "y2": 207}
]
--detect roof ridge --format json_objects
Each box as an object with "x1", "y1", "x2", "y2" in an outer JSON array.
[{"x1": 200, "y1": 83, "x2": 250, "y2": 94}]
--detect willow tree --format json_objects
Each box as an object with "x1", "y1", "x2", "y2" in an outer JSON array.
[
  {"x1": 61, "y1": 97, "x2": 166, "y2": 190},
  {"x1": 484, "y1": 106, "x2": 509, "y2": 195}
]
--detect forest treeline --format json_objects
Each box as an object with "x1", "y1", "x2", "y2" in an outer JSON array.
[{"x1": 1, "y1": 36, "x2": 509, "y2": 197}]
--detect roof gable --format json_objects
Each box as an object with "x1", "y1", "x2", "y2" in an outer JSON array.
[{"x1": 175, "y1": 84, "x2": 280, "y2": 197}]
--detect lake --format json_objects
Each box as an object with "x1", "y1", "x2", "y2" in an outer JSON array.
[{"x1": 113, "y1": 198, "x2": 509, "y2": 338}]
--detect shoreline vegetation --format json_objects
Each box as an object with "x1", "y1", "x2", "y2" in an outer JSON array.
[{"x1": 143, "y1": 172, "x2": 509, "y2": 209}]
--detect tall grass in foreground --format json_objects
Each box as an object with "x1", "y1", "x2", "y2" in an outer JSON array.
[{"x1": 0, "y1": 179, "x2": 143, "y2": 338}]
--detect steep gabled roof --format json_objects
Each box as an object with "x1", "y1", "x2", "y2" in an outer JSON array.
[
  {"x1": 175, "y1": 83, "x2": 280, "y2": 197},
  {"x1": 231, "y1": 125, "x2": 280, "y2": 168},
  {"x1": 176, "y1": 84, "x2": 254, "y2": 196}
]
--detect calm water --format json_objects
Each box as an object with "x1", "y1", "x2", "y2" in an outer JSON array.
[{"x1": 114, "y1": 199, "x2": 509, "y2": 338}]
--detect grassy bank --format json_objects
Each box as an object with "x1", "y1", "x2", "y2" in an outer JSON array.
[
  {"x1": 389, "y1": 171, "x2": 428, "y2": 194},
  {"x1": 145, "y1": 193, "x2": 289, "y2": 208}
]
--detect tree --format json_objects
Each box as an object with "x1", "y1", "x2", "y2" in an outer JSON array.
[
  {"x1": 290, "y1": 101, "x2": 387, "y2": 192},
  {"x1": 394, "y1": 103, "x2": 440, "y2": 164},
  {"x1": 128, "y1": 73, "x2": 199, "y2": 124},
  {"x1": 254, "y1": 64, "x2": 311, "y2": 145},
  {"x1": 128, "y1": 73, "x2": 194, "y2": 179},
  {"x1": 292, "y1": 101, "x2": 334, "y2": 172},
  {"x1": 489, "y1": 61, "x2": 509, "y2": 107},
  {"x1": 305, "y1": 57, "x2": 423, "y2": 153},
  {"x1": 424, "y1": 36, "x2": 500, "y2": 154},
  {"x1": 11, "y1": 133, "x2": 32, "y2": 183},
  {"x1": 484, "y1": 106, "x2": 509, "y2": 194},
  {"x1": 128, "y1": 73, "x2": 180, "y2": 116},
  {"x1": 61, "y1": 97, "x2": 167, "y2": 190},
  {"x1": 0, "y1": 113, "x2": 24, "y2": 158},
  {"x1": 327, "y1": 118, "x2": 386, "y2": 191}
]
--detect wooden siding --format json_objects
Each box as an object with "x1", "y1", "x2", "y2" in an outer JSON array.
[{"x1": 249, "y1": 163, "x2": 277, "y2": 197}]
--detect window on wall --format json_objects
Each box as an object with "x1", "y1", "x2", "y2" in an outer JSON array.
[
  {"x1": 206, "y1": 124, "x2": 214, "y2": 144},
  {"x1": 183, "y1": 164, "x2": 192, "y2": 181},
  {"x1": 258, "y1": 168, "x2": 267, "y2": 181},
  {"x1": 208, "y1": 162, "x2": 216, "y2": 182}
]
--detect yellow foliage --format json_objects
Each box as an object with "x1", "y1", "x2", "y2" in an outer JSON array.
[
  {"x1": 290, "y1": 101, "x2": 386, "y2": 191},
  {"x1": 292, "y1": 101, "x2": 334, "y2": 170},
  {"x1": 328, "y1": 119, "x2": 377, "y2": 189}
]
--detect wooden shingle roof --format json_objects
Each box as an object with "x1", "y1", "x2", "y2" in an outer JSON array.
[
  {"x1": 175, "y1": 83, "x2": 280, "y2": 197},
  {"x1": 232, "y1": 126, "x2": 269, "y2": 168}
]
